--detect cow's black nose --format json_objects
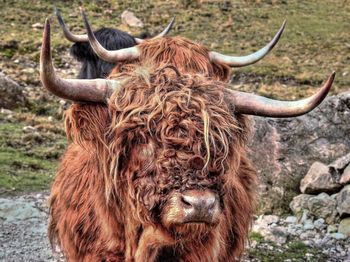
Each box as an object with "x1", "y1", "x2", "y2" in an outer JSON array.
[{"x1": 180, "y1": 190, "x2": 219, "y2": 224}]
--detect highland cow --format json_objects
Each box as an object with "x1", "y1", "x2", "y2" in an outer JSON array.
[
  {"x1": 40, "y1": 11, "x2": 335, "y2": 261},
  {"x1": 55, "y1": 9, "x2": 174, "y2": 79}
]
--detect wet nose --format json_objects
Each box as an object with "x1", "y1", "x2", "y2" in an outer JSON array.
[{"x1": 180, "y1": 190, "x2": 219, "y2": 224}]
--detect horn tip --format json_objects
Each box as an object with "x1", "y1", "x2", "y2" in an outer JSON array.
[
  {"x1": 54, "y1": 8, "x2": 65, "y2": 28},
  {"x1": 79, "y1": 6, "x2": 86, "y2": 15},
  {"x1": 279, "y1": 19, "x2": 287, "y2": 32},
  {"x1": 281, "y1": 20, "x2": 287, "y2": 31},
  {"x1": 321, "y1": 71, "x2": 336, "y2": 96},
  {"x1": 81, "y1": 8, "x2": 87, "y2": 21},
  {"x1": 329, "y1": 71, "x2": 336, "y2": 84},
  {"x1": 54, "y1": 7, "x2": 59, "y2": 15},
  {"x1": 326, "y1": 71, "x2": 336, "y2": 83},
  {"x1": 45, "y1": 17, "x2": 51, "y2": 28},
  {"x1": 81, "y1": 9, "x2": 95, "y2": 41}
]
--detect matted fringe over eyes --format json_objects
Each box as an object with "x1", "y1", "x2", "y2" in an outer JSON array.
[{"x1": 104, "y1": 65, "x2": 250, "y2": 198}]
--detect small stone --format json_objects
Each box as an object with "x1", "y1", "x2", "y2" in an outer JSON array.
[
  {"x1": 314, "y1": 239, "x2": 323, "y2": 247},
  {"x1": 303, "y1": 220, "x2": 315, "y2": 230},
  {"x1": 302, "y1": 240, "x2": 313, "y2": 246},
  {"x1": 338, "y1": 217, "x2": 350, "y2": 236},
  {"x1": 22, "y1": 126, "x2": 36, "y2": 133},
  {"x1": 300, "y1": 231, "x2": 315, "y2": 240},
  {"x1": 256, "y1": 215, "x2": 279, "y2": 226},
  {"x1": 121, "y1": 10, "x2": 144, "y2": 28},
  {"x1": 32, "y1": 22, "x2": 44, "y2": 29},
  {"x1": 22, "y1": 68, "x2": 35, "y2": 74},
  {"x1": 314, "y1": 218, "x2": 326, "y2": 230},
  {"x1": 285, "y1": 216, "x2": 297, "y2": 224},
  {"x1": 263, "y1": 226, "x2": 288, "y2": 244},
  {"x1": 300, "y1": 209, "x2": 310, "y2": 224},
  {"x1": 0, "y1": 108, "x2": 13, "y2": 115},
  {"x1": 330, "y1": 232, "x2": 346, "y2": 240},
  {"x1": 327, "y1": 224, "x2": 338, "y2": 233},
  {"x1": 264, "y1": 215, "x2": 279, "y2": 225}
]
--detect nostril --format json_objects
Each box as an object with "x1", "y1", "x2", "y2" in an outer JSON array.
[{"x1": 181, "y1": 196, "x2": 193, "y2": 208}]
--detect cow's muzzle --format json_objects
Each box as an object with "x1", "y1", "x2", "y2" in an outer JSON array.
[
  {"x1": 162, "y1": 190, "x2": 220, "y2": 226},
  {"x1": 180, "y1": 190, "x2": 219, "y2": 224}
]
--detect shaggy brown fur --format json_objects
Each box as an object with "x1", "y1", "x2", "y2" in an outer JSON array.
[{"x1": 49, "y1": 36, "x2": 257, "y2": 261}]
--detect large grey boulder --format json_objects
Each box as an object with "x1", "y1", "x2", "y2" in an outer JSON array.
[
  {"x1": 0, "y1": 72, "x2": 26, "y2": 109},
  {"x1": 336, "y1": 185, "x2": 350, "y2": 217},
  {"x1": 250, "y1": 92, "x2": 350, "y2": 213},
  {"x1": 300, "y1": 162, "x2": 341, "y2": 194},
  {"x1": 307, "y1": 193, "x2": 337, "y2": 224}
]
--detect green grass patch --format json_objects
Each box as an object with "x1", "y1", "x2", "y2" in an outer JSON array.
[
  {"x1": 246, "y1": 239, "x2": 328, "y2": 261},
  {"x1": 249, "y1": 231, "x2": 264, "y2": 243},
  {"x1": 0, "y1": 149, "x2": 56, "y2": 193},
  {"x1": 0, "y1": 0, "x2": 349, "y2": 97},
  {"x1": 0, "y1": 115, "x2": 66, "y2": 195}
]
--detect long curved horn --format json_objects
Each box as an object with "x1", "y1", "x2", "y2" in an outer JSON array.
[
  {"x1": 209, "y1": 20, "x2": 286, "y2": 67},
  {"x1": 40, "y1": 18, "x2": 120, "y2": 102},
  {"x1": 55, "y1": 8, "x2": 88, "y2": 43},
  {"x1": 134, "y1": 16, "x2": 176, "y2": 44},
  {"x1": 82, "y1": 10, "x2": 140, "y2": 63},
  {"x1": 226, "y1": 72, "x2": 335, "y2": 117}
]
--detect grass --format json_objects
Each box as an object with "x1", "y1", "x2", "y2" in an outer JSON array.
[
  {"x1": 249, "y1": 231, "x2": 265, "y2": 242},
  {"x1": 0, "y1": 0, "x2": 349, "y2": 97},
  {"x1": 0, "y1": 113, "x2": 66, "y2": 195},
  {"x1": 246, "y1": 237, "x2": 328, "y2": 261}
]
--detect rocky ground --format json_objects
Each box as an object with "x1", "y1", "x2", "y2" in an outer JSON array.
[
  {"x1": 0, "y1": 192, "x2": 349, "y2": 262},
  {"x1": 0, "y1": 193, "x2": 63, "y2": 261}
]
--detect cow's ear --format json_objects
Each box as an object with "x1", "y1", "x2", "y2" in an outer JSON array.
[{"x1": 64, "y1": 103, "x2": 110, "y2": 147}]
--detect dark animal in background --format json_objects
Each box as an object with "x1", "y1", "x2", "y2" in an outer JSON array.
[
  {"x1": 55, "y1": 9, "x2": 174, "y2": 79},
  {"x1": 69, "y1": 28, "x2": 137, "y2": 79},
  {"x1": 40, "y1": 10, "x2": 335, "y2": 262}
]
